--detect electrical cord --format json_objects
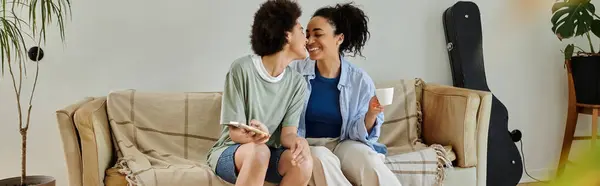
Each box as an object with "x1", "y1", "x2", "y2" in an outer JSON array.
[{"x1": 518, "y1": 139, "x2": 550, "y2": 183}]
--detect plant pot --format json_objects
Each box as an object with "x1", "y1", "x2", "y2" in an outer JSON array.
[
  {"x1": 571, "y1": 55, "x2": 600, "y2": 104},
  {"x1": 0, "y1": 176, "x2": 55, "y2": 186}
]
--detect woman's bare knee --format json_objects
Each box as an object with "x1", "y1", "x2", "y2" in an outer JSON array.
[
  {"x1": 280, "y1": 150, "x2": 313, "y2": 183},
  {"x1": 235, "y1": 142, "x2": 271, "y2": 170},
  {"x1": 297, "y1": 154, "x2": 313, "y2": 181},
  {"x1": 252, "y1": 143, "x2": 271, "y2": 161}
]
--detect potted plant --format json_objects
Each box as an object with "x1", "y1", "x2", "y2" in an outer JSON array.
[
  {"x1": 552, "y1": 0, "x2": 600, "y2": 104},
  {"x1": 0, "y1": 0, "x2": 71, "y2": 185}
]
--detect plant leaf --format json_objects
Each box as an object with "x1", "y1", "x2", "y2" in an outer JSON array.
[
  {"x1": 29, "y1": 0, "x2": 37, "y2": 37},
  {"x1": 50, "y1": 2, "x2": 64, "y2": 41},
  {"x1": 565, "y1": 44, "x2": 575, "y2": 60},
  {"x1": 40, "y1": 0, "x2": 46, "y2": 43},
  {"x1": 3, "y1": 0, "x2": 6, "y2": 18},
  {"x1": 551, "y1": 8, "x2": 570, "y2": 25},
  {"x1": 586, "y1": 2, "x2": 595, "y2": 13},
  {"x1": 591, "y1": 20, "x2": 600, "y2": 39},
  {"x1": 576, "y1": 11, "x2": 593, "y2": 36},
  {"x1": 3, "y1": 17, "x2": 26, "y2": 65},
  {"x1": 551, "y1": 1, "x2": 594, "y2": 40}
]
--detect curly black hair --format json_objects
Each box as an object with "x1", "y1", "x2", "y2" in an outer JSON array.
[
  {"x1": 313, "y1": 2, "x2": 370, "y2": 57},
  {"x1": 250, "y1": 0, "x2": 302, "y2": 56}
]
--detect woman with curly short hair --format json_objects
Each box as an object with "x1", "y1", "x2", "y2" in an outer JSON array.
[{"x1": 206, "y1": 0, "x2": 312, "y2": 185}]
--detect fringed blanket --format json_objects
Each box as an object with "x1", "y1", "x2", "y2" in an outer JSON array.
[
  {"x1": 106, "y1": 90, "x2": 231, "y2": 186},
  {"x1": 384, "y1": 144, "x2": 453, "y2": 186}
]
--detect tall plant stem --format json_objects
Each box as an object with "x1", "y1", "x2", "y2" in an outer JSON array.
[
  {"x1": 6, "y1": 50, "x2": 25, "y2": 185},
  {"x1": 20, "y1": 129, "x2": 26, "y2": 186},
  {"x1": 587, "y1": 32, "x2": 595, "y2": 53},
  {"x1": 17, "y1": 37, "x2": 42, "y2": 186}
]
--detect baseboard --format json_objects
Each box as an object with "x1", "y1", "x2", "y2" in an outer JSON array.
[{"x1": 519, "y1": 168, "x2": 554, "y2": 183}]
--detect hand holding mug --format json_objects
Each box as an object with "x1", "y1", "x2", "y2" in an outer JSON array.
[{"x1": 368, "y1": 96, "x2": 384, "y2": 116}]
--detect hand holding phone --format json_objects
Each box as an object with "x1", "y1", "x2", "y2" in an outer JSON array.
[
  {"x1": 248, "y1": 120, "x2": 270, "y2": 143},
  {"x1": 227, "y1": 120, "x2": 270, "y2": 143}
]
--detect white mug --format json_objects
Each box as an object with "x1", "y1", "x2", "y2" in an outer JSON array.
[{"x1": 375, "y1": 87, "x2": 394, "y2": 106}]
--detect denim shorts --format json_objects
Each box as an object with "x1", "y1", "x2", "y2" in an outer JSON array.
[{"x1": 214, "y1": 144, "x2": 286, "y2": 184}]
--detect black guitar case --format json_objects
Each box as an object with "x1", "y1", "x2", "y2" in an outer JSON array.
[{"x1": 443, "y1": 1, "x2": 523, "y2": 185}]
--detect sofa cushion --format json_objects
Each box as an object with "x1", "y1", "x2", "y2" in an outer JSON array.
[
  {"x1": 375, "y1": 78, "x2": 428, "y2": 155},
  {"x1": 55, "y1": 97, "x2": 95, "y2": 186},
  {"x1": 421, "y1": 85, "x2": 480, "y2": 167},
  {"x1": 74, "y1": 97, "x2": 114, "y2": 186}
]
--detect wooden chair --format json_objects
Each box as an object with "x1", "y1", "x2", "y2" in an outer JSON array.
[{"x1": 556, "y1": 60, "x2": 599, "y2": 177}]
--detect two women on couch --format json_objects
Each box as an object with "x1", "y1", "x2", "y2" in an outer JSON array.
[{"x1": 207, "y1": 0, "x2": 401, "y2": 185}]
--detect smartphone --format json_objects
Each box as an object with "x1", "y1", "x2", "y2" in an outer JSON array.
[{"x1": 226, "y1": 121, "x2": 270, "y2": 136}]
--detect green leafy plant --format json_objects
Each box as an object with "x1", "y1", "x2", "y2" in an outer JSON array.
[
  {"x1": 551, "y1": 0, "x2": 600, "y2": 59},
  {"x1": 0, "y1": 0, "x2": 71, "y2": 185}
]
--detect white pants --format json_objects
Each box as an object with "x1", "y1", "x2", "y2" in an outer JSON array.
[{"x1": 308, "y1": 138, "x2": 402, "y2": 186}]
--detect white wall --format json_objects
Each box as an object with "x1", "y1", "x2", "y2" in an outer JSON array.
[{"x1": 0, "y1": 0, "x2": 587, "y2": 184}]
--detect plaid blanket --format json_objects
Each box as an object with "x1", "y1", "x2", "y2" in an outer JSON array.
[
  {"x1": 376, "y1": 79, "x2": 454, "y2": 186},
  {"x1": 385, "y1": 144, "x2": 453, "y2": 186},
  {"x1": 106, "y1": 90, "x2": 233, "y2": 186}
]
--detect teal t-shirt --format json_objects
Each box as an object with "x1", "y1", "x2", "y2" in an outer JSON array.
[{"x1": 206, "y1": 54, "x2": 307, "y2": 169}]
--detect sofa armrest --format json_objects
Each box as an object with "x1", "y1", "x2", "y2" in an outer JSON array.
[
  {"x1": 421, "y1": 83, "x2": 491, "y2": 170},
  {"x1": 56, "y1": 97, "x2": 96, "y2": 186},
  {"x1": 73, "y1": 97, "x2": 116, "y2": 186}
]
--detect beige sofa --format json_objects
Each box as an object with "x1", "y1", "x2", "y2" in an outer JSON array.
[{"x1": 56, "y1": 78, "x2": 491, "y2": 186}]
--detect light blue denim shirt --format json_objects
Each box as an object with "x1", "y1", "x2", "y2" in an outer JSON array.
[{"x1": 289, "y1": 56, "x2": 387, "y2": 154}]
